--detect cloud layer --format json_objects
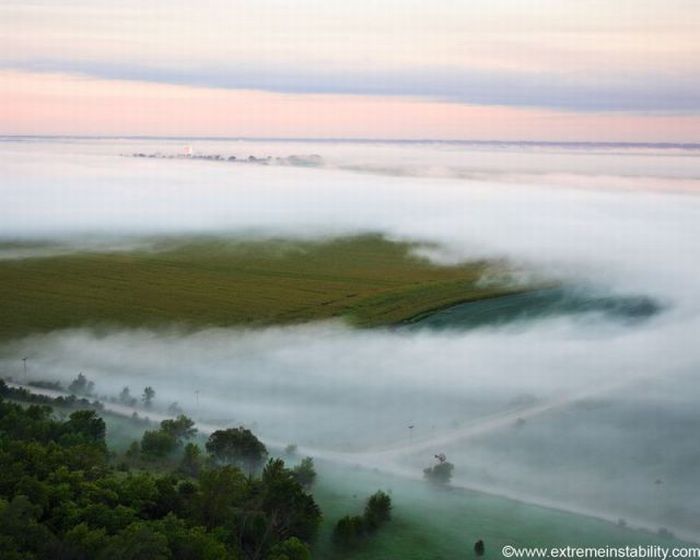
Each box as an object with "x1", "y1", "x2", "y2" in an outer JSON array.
[
  {"x1": 2, "y1": 139, "x2": 700, "y2": 537},
  {"x1": 6, "y1": 59, "x2": 700, "y2": 112}
]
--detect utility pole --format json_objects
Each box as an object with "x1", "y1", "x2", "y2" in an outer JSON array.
[{"x1": 22, "y1": 357, "x2": 28, "y2": 381}]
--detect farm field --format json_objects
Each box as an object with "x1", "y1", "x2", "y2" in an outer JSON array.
[{"x1": 0, "y1": 234, "x2": 522, "y2": 340}]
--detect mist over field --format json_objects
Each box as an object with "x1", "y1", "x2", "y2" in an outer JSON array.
[
  {"x1": 2, "y1": 138, "x2": 699, "y2": 298},
  {"x1": 2, "y1": 138, "x2": 700, "y2": 538}
]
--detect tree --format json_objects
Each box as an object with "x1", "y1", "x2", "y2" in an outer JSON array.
[
  {"x1": 268, "y1": 537, "x2": 311, "y2": 560},
  {"x1": 205, "y1": 427, "x2": 268, "y2": 472},
  {"x1": 0, "y1": 394, "x2": 322, "y2": 559},
  {"x1": 423, "y1": 458, "x2": 454, "y2": 485},
  {"x1": 160, "y1": 415, "x2": 197, "y2": 446},
  {"x1": 142, "y1": 386, "x2": 156, "y2": 408},
  {"x1": 364, "y1": 490, "x2": 391, "y2": 530},
  {"x1": 0, "y1": 495, "x2": 59, "y2": 557},
  {"x1": 64, "y1": 409, "x2": 107, "y2": 446},
  {"x1": 259, "y1": 459, "x2": 322, "y2": 544},
  {"x1": 291, "y1": 457, "x2": 316, "y2": 489},
  {"x1": 140, "y1": 430, "x2": 177, "y2": 460},
  {"x1": 196, "y1": 466, "x2": 248, "y2": 529},
  {"x1": 151, "y1": 514, "x2": 231, "y2": 560},
  {"x1": 125, "y1": 441, "x2": 140, "y2": 460},
  {"x1": 333, "y1": 515, "x2": 365, "y2": 547},
  {"x1": 98, "y1": 522, "x2": 170, "y2": 560},
  {"x1": 119, "y1": 386, "x2": 137, "y2": 407},
  {"x1": 179, "y1": 443, "x2": 203, "y2": 477},
  {"x1": 64, "y1": 522, "x2": 110, "y2": 559},
  {"x1": 332, "y1": 489, "x2": 392, "y2": 547},
  {"x1": 69, "y1": 373, "x2": 95, "y2": 396}
]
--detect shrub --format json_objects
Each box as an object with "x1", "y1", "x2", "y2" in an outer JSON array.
[
  {"x1": 333, "y1": 515, "x2": 366, "y2": 547},
  {"x1": 423, "y1": 460, "x2": 454, "y2": 485},
  {"x1": 364, "y1": 490, "x2": 391, "y2": 530}
]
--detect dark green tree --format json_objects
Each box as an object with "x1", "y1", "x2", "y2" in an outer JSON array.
[
  {"x1": 205, "y1": 427, "x2": 268, "y2": 472},
  {"x1": 160, "y1": 415, "x2": 197, "y2": 446},
  {"x1": 98, "y1": 522, "x2": 170, "y2": 560},
  {"x1": 259, "y1": 459, "x2": 322, "y2": 543},
  {"x1": 0, "y1": 395, "x2": 322, "y2": 559},
  {"x1": 0, "y1": 495, "x2": 60, "y2": 557},
  {"x1": 196, "y1": 466, "x2": 248, "y2": 529},
  {"x1": 63, "y1": 522, "x2": 110, "y2": 559},
  {"x1": 364, "y1": 490, "x2": 391, "y2": 530},
  {"x1": 333, "y1": 515, "x2": 365, "y2": 547},
  {"x1": 179, "y1": 443, "x2": 203, "y2": 478},
  {"x1": 64, "y1": 409, "x2": 107, "y2": 446},
  {"x1": 151, "y1": 513, "x2": 231, "y2": 560},
  {"x1": 140, "y1": 430, "x2": 177, "y2": 460},
  {"x1": 267, "y1": 537, "x2": 311, "y2": 560}
]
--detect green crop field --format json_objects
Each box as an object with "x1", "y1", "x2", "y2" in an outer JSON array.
[{"x1": 0, "y1": 235, "x2": 523, "y2": 340}]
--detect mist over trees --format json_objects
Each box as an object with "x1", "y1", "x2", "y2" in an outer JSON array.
[
  {"x1": 161, "y1": 415, "x2": 197, "y2": 444},
  {"x1": 139, "y1": 415, "x2": 197, "y2": 462},
  {"x1": 142, "y1": 386, "x2": 156, "y2": 408},
  {"x1": 179, "y1": 443, "x2": 203, "y2": 477},
  {"x1": 291, "y1": 457, "x2": 316, "y2": 490},
  {"x1": 119, "y1": 386, "x2": 137, "y2": 407},
  {"x1": 423, "y1": 454, "x2": 455, "y2": 485},
  {"x1": 68, "y1": 372, "x2": 94, "y2": 397},
  {"x1": 206, "y1": 427, "x2": 269, "y2": 473},
  {"x1": 0, "y1": 396, "x2": 321, "y2": 559},
  {"x1": 333, "y1": 490, "x2": 393, "y2": 548}
]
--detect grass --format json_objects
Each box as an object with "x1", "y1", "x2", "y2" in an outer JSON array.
[
  {"x1": 0, "y1": 234, "x2": 523, "y2": 339},
  {"x1": 95, "y1": 414, "x2": 688, "y2": 559},
  {"x1": 310, "y1": 464, "x2": 687, "y2": 560},
  {"x1": 18, "y1": 397, "x2": 684, "y2": 560}
]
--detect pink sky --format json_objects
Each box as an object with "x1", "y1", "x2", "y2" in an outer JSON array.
[
  {"x1": 3, "y1": 70, "x2": 699, "y2": 142},
  {"x1": 1, "y1": 1, "x2": 699, "y2": 141}
]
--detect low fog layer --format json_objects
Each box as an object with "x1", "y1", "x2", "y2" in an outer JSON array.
[
  {"x1": 1, "y1": 139, "x2": 699, "y2": 300},
  {"x1": 1, "y1": 138, "x2": 700, "y2": 538},
  {"x1": 4, "y1": 310, "x2": 700, "y2": 537}
]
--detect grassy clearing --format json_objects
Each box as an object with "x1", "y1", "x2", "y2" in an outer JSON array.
[
  {"x1": 94, "y1": 414, "x2": 683, "y2": 559},
  {"x1": 310, "y1": 465, "x2": 685, "y2": 560},
  {"x1": 19, "y1": 396, "x2": 681, "y2": 560},
  {"x1": 0, "y1": 234, "x2": 522, "y2": 339}
]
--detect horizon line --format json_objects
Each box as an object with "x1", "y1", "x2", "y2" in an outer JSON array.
[{"x1": 2, "y1": 134, "x2": 699, "y2": 149}]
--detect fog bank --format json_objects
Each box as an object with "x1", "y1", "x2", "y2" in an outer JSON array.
[{"x1": 2, "y1": 138, "x2": 700, "y2": 538}]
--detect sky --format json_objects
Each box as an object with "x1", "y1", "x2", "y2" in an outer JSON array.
[{"x1": 1, "y1": 0, "x2": 699, "y2": 141}]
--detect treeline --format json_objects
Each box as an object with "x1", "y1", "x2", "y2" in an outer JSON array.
[
  {"x1": 333, "y1": 490, "x2": 392, "y2": 548},
  {"x1": 0, "y1": 394, "x2": 321, "y2": 560},
  {"x1": 0, "y1": 379, "x2": 103, "y2": 411},
  {"x1": 21, "y1": 372, "x2": 167, "y2": 414}
]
